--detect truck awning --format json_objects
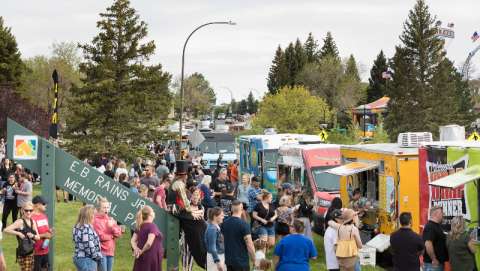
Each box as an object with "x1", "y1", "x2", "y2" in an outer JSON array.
[
  {"x1": 325, "y1": 161, "x2": 378, "y2": 176},
  {"x1": 430, "y1": 165, "x2": 480, "y2": 189}
]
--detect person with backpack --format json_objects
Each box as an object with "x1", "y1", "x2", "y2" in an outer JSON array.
[{"x1": 4, "y1": 202, "x2": 40, "y2": 271}]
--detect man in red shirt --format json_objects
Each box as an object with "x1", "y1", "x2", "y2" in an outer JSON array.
[{"x1": 32, "y1": 196, "x2": 53, "y2": 271}]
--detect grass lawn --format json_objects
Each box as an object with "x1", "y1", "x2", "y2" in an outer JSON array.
[{"x1": 2, "y1": 186, "x2": 384, "y2": 270}]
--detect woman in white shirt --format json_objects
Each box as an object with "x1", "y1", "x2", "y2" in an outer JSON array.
[{"x1": 324, "y1": 209, "x2": 342, "y2": 271}]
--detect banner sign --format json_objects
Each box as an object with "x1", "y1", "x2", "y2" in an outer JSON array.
[{"x1": 420, "y1": 146, "x2": 468, "y2": 229}]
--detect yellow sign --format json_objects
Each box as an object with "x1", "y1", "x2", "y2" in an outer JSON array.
[
  {"x1": 468, "y1": 131, "x2": 480, "y2": 141},
  {"x1": 319, "y1": 130, "x2": 329, "y2": 141}
]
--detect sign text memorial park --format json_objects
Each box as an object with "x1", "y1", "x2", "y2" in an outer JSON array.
[{"x1": 6, "y1": 118, "x2": 179, "y2": 270}]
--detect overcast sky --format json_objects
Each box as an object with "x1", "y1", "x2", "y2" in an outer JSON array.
[{"x1": 2, "y1": 0, "x2": 479, "y2": 104}]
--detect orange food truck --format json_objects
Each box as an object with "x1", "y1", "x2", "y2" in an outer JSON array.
[{"x1": 276, "y1": 144, "x2": 341, "y2": 233}]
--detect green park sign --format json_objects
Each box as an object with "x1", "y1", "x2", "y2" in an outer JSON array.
[{"x1": 6, "y1": 118, "x2": 179, "y2": 270}]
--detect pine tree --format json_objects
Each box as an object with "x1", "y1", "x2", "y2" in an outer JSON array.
[
  {"x1": 304, "y1": 32, "x2": 319, "y2": 63},
  {"x1": 385, "y1": 47, "x2": 420, "y2": 139},
  {"x1": 0, "y1": 17, "x2": 25, "y2": 86},
  {"x1": 385, "y1": 0, "x2": 470, "y2": 139},
  {"x1": 267, "y1": 45, "x2": 288, "y2": 94},
  {"x1": 319, "y1": 32, "x2": 339, "y2": 61},
  {"x1": 293, "y1": 38, "x2": 307, "y2": 77},
  {"x1": 247, "y1": 91, "x2": 257, "y2": 114},
  {"x1": 345, "y1": 55, "x2": 360, "y2": 82},
  {"x1": 284, "y1": 43, "x2": 296, "y2": 87},
  {"x1": 366, "y1": 50, "x2": 389, "y2": 102},
  {"x1": 238, "y1": 100, "x2": 248, "y2": 115},
  {"x1": 64, "y1": 0, "x2": 172, "y2": 160}
]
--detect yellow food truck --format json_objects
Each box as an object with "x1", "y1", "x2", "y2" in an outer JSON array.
[{"x1": 326, "y1": 143, "x2": 420, "y2": 235}]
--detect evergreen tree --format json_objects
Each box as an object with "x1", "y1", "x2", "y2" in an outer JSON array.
[
  {"x1": 385, "y1": 47, "x2": 420, "y2": 138},
  {"x1": 64, "y1": 0, "x2": 172, "y2": 160},
  {"x1": 267, "y1": 45, "x2": 288, "y2": 94},
  {"x1": 385, "y1": 0, "x2": 470, "y2": 139},
  {"x1": 247, "y1": 91, "x2": 257, "y2": 114},
  {"x1": 0, "y1": 17, "x2": 25, "y2": 86},
  {"x1": 345, "y1": 55, "x2": 360, "y2": 82},
  {"x1": 283, "y1": 43, "x2": 296, "y2": 87},
  {"x1": 319, "y1": 32, "x2": 339, "y2": 61},
  {"x1": 366, "y1": 50, "x2": 389, "y2": 102},
  {"x1": 238, "y1": 100, "x2": 248, "y2": 115},
  {"x1": 304, "y1": 33, "x2": 319, "y2": 63},
  {"x1": 293, "y1": 38, "x2": 307, "y2": 78}
]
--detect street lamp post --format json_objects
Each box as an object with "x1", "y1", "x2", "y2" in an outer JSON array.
[{"x1": 178, "y1": 21, "x2": 236, "y2": 159}]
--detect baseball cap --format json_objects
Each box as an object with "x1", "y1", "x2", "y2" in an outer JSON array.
[{"x1": 32, "y1": 195, "x2": 47, "y2": 205}]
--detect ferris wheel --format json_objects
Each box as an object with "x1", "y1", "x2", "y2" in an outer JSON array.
[{"x1": 461, "y1": 31, "x2": 480, "y2": 80}]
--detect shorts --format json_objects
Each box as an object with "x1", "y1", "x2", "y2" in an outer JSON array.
[
  {"x1": 255, "y1": 225, "x2": 275, "y2": 237},
  {"x1": 227, "y1": 265, "x2": 250, "y2": 271},
  {"x1": 34, "y1": 254, "x2": 50, "y2": 271}
]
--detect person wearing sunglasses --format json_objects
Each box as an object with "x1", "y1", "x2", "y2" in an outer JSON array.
[
  {"x1": 4, "y1": 201, "x2": 40, "y2": 271},
  {"x1": 32, "y1": 196, "x2": 54, "y2": 271}
]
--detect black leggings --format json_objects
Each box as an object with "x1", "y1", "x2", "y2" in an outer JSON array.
[{"x1": 2, "y1": 201, "x2": 19, "y2": 227}]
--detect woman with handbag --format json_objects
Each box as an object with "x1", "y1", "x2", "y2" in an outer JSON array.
[
  {"x1": 4, "y1": 201, "x2": 40, "y2": 271},
  {"x1": 328, "y1": 208, "x2": 362, "y2": 271},
  {"x1": 72, "y1": 205, "x2": 103, "y2": 271},
  {"x1": 252, "y1": 191, "x2": 277, "y2": 248}
]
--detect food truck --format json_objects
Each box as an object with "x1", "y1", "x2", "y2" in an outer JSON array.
[
  {"x1": 326, "y1": 143, "x2": 420, "y2": 235},
  {"x1": 277, "y1": 143, "x2": 341, "y2": 233},
  {"x1": 422, "y1": 141, "x2": 480, "y2": 267},
  {"x1": 239, "y1": 134, "x2": 321, "y2": 193}
]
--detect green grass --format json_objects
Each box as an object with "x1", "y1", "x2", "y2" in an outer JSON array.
[{"x1": 2, "y1": 186, "x2": 384, "y2": 270}]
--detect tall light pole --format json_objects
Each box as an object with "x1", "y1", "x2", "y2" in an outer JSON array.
[{"x1": 178, "y1": 21, "x2": 236, "y2": 159}]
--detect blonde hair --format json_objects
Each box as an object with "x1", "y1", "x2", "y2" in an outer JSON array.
[
  {"x1": 449, "y1": 216, "x2": 466, "y2": 241},
  {"x1": 76, "y1": 205, "x2": 95, "y2": 226},
  {"x1": 118, "y1": 161, "x2": 127, "y2": 169},
  {"x1": 21, "y1": 202, "x2": 34, "y2": 217},
  {"x1": 96, "y1": 197, "x2": 109, "y2": 211},
  {"x1": 135, "y1": 206, "x2": 154, "y2": 230},
  {"x1": 139, "y1": 184, "x2": 149, "y2": 195},
  {"x1": 201, "y1": 175, "x2": 212, "y2": 186}
]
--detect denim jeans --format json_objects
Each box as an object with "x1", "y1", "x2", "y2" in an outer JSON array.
[
  {"x1": 423, "y1": 263, "x2": 444, "y2": 271},
  {"x1": 99, "y1": 256, "x2": 114, "y2": 271},
  {"x1": 354, "y1": 259, "x2": 361, "y2": 271},
  {"x1": 73, "y1": 257, "x2": 97, "y2": 271}
]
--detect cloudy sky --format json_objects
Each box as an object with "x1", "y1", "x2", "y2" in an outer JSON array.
[{"x1": 2, "y1": 0, "x2": 479, "y2": 103}]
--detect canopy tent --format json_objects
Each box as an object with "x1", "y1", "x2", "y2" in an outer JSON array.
[
  {"x1": 430, "y1": 165, "x2": 480, "y2": 188},
  {"x1": 325, "y1": 161, "x2": 378, "y2": 176},
  {"x1": 353, "y1": 96, "x2": 390, "y2": 114}
]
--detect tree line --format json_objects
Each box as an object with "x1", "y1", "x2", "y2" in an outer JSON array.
[{"x1": 259, "y1": 0, "x2": 477, "y2": 140}]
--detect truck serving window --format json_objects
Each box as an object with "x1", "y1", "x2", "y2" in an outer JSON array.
[
  {"x1": 263, "y1": 150, "x2": 278, "y2": 171},
  {"x1": 312, "y1": 167, "x2": 340, "y2": 192}
]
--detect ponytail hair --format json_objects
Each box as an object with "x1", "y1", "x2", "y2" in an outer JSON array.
[{"x1": 135, "y1": 205, "x2": 154, "y2": 230}]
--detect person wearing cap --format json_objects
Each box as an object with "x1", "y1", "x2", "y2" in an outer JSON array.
[
  {"x1": 31, "y1": 196, "x2": 53, "y2": 271},
  {"x1": 247, "y1": 176, "x2": 262, "y2": 214},
  {"x1": 328, "y1": 208, "x2": 363, "y2": 271}
]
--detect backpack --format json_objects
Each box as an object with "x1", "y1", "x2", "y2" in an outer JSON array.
[{"x1": 16, "y1": 219, "x2": 35, "y2": 257}]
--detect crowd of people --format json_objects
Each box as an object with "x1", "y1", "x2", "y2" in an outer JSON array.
[{"x1": 0, "y1": 144, "x2": 478, "y2": 271}]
